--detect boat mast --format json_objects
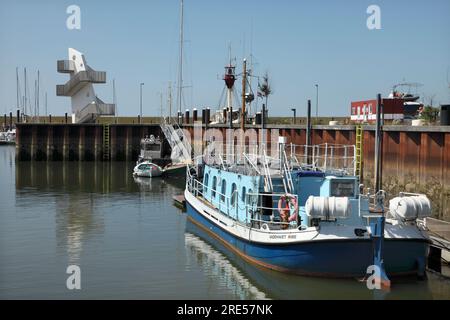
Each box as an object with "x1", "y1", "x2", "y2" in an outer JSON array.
[
  {"x1": 240, "y1": 58, "x2": 247, "y2": 131},
  {"x1": 176, "y1": 0, "x2": 184, "y2": 124},
  {"x1": 37, "y1": 70, "x2": 40, "y2": 120},
  {"x1": 24, "y1": 68, "x2": 27, "y2": 117},
  {"x1": 168, "y1": 81, "x2": 173, "y2": 122},
  {"x1": 16, "y1": 67, "x2": 20, "y2": 112},
  {"x1": 160, "y1": 91, "x2": 163, "y2": 118}
]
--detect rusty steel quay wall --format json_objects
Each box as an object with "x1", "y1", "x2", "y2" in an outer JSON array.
[
  {"x1": 15, "y1": 123, "x2": 450, "y2": 221},
  {"x1": 15, "y1": 124, "x2": 165, "y2": 162}
]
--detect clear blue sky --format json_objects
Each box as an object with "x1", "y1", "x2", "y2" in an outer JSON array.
[{"x1": 1, "y1": 0, "x2": 449, "y2": 117}]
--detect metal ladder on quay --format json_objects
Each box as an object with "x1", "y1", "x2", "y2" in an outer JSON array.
[
  {"x1": 102, "y1": 124, "x2": 110, "y2": 161},
  {"x1": 355, "y1": 125, "x2": 363, "y2": 178}
]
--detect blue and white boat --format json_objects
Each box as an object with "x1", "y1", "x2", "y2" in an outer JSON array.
[{"x1": 184, "y1": 138, "x2": 431, "y2": 280}]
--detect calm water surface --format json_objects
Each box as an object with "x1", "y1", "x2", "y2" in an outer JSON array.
[{"x1": 1, "y1": 145, "x2": 449, "y2": 299}]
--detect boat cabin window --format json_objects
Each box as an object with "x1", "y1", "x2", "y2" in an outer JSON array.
[
  {"x1": 138, "y1": 164, "x2": 150, "y2": 170},
  {"x1": 220, "y1": 179, "x2": 226, "y2": 201},
  {"x1": 212, "y1": 176, "x2": 217, "y2": 197},
  {"x1": 204, "y1": 174, "x2": 209, "y2": 192},
  {"x1": 231, "y1": 183, "x2": 237, "y2": 206},
  {"x1": 141, "y1": 143, "x2": 160, "y2": 151},
  {"x1": 330, "y1": 179, "x2": 355, "y2": 197}
]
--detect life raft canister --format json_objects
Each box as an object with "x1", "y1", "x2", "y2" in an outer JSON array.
[{"x1": 277, "y1": 194, "x2": 299, "y2": 223}]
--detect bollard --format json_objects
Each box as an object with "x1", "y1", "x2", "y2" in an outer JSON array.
[
  {"x1": 223, "y1": 108, "x2": 227, "y2": 122},
  {"x1": 17, "y1": 110, "x2": 20, "y2": 123},
  {"x1": 206, "y1": 108, "x2": 210, "y2": 125},
  {"x1": 202, "y1": 109, "x2": 206, "y2": 124},
  {"x1": 185, "y1": 109, "x2": 190, "y2": 124},
  {"x1": 193, "y1": 108, "x2": 198, "y2": 122}
]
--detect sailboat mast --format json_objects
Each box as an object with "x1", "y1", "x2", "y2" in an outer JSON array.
[
  {"x1": 24, "y1": 68, "x2": 27, "y2": 116},
  {"x1": 240, "y1": 59, "x2": 247, "y2": 131},
  {"x1": 34, "y1": 80, "x2": 37, "y2": 118},
  {"x1": 37, "y1": 70, "x2": 40, "y2": 120},
  {"x1": 177, "y1": 0, "x2": 184, "y2": 123},
  {"x1": 168, "y1": 82, "x2": 173, "y2": 121},
  {"x1": 16, "y1": 67, "x2": 20, "y2": 112},
  {"x1": 160, "y1": 92, "x2": 163, "y2": 118}
]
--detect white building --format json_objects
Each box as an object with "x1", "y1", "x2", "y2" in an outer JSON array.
[{"x1": 56, "y1": 48, "x2": 115, "y2": 123}]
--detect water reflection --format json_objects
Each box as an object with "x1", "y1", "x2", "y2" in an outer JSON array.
[
  {"x1": 185, "y1": 221, "x2": 268, "y2": 300},
  {"x1": 185, "y1": 219, "x2": 438, "y2": 300},
  {"x1": 7, "y1": 154, "x2": 448, "y2": 299}
]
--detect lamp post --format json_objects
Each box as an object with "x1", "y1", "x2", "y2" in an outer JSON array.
[
  {"x1": 139, "y1": 83, "x2": 144, "y2": 123},
  {"x1": 291, "y1": 108, "x2": 296, "y2": 124},
  {"x1": 315, "y1": 84, "x2": 319, "y2": 121}
]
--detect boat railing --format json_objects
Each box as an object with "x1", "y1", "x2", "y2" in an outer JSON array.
[
  {"x1": 201, "y1": 142, "x2": 356, "y2": 176},
  {"x1": 186, "y1": 166, "x2": 298, "y2": 229},
  {"x1": 245, "y1": 192, "x2": 299, "y2": 230},
  {"x1": 186, "y1": 166, "x2": 239, "y2": 220},
  {"x1": 288, "y1": 143, "x2": 356, "y2": 176}
]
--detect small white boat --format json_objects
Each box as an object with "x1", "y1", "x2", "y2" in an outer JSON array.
[{"x1": 133, "y1": 161, "x2": 163, "y2": 178}]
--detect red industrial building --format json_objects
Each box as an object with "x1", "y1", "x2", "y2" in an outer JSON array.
[{"x1": 350, "y1": 98, "x2": 422, "y2": 123}]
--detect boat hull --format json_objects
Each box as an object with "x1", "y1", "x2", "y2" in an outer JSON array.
[
  {"x1": 133, "y1": 162, "x2": 163, "y2": 178},
  {"x1": 185, "y1": 199, "x2": 429, "y2": 278}
]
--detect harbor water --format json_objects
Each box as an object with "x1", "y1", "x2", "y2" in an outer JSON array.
[{"x1": 1, "y1": 145, "x2": 449, "y2": 299}]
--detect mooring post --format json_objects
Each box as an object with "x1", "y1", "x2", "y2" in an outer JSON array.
[
  {"x1": 306, "y1": 100, "x2": 312, "y2": 165},
  {"x1": 374, "y1": 93, "x2": 383, "y2": 195},
  {"x1": 65, "y1": 113, "x2": 68, "y2": 124},
  {"x1": 193, "y1": 108, "x2": 198, "y2": 122},
  {"x1": 9, "y1": 112, "x2": 12, "y2": 130},
  {"x1": 46, "y1": 124, "x2": 53, "y2": 161},
  {"x1": 185, "y1": 109, "x2": 190, "y2": 124},
  {"x1": 206, "y1": 108, "x2": 210, "y2": 127},
  {"x1": 16, "y1": 110, "x2": 20, "y2": 123},
  {"x1": 49, "y1": 114, "x2": 52, "y2": 123},
  {"x1": 368, "y1": 93, "x2": 390, "y2": 289}
]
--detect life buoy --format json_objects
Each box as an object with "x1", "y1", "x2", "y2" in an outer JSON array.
[{"x1": 277, "y1": 194, "x2": 298, "y2": 228}]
